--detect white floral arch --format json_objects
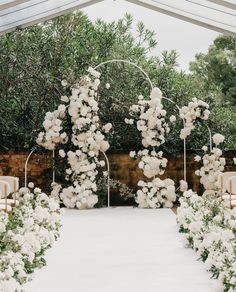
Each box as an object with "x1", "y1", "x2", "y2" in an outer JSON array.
[
  {"x1": 93, "y1": 59, "x2": 187, "y2": 179},
  {"x1": 35, "y1": 59, "x2": 214, "y2": 209},
  {"x1": 92, "y1": 59, "x2": 188, "y2": 208}
]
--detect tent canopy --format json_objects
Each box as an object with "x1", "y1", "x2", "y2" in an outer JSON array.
[{"x1": 0, "y1": 0, "x2": 235, "y2": 36}]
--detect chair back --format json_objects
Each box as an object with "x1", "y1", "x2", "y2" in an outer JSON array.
[
  {"x1": 0, "y1": 176, "x2": 19, "y2": 193},
  {"x1": 0, "y1": 180, "x2": 11, "y2": 199},
  {"x1": 226, "y1": 176, "x2": 236, "y2": 195},
  {"x1": 218, "y1": 172, "x2": 236, "y2": 193}
]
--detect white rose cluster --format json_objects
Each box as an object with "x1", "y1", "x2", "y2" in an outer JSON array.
[
  {"x1": 38, "y1": 68, "x2": 111, "y2": 209},
  {"x1": 136, "y1": 178, "x2": 176, "y2": 208},
  {"x1": 132, "y1": 150, "x2": 167, "y2": 179},
  {"x1": 37, "y1": 105, "x2": 68, "y2": 150},
  {"x1": 179, "y1": 98, "x2": 210, "y2": 139},
  {"x1": 0, "y1": 187, "x2": 61, "y2": 292},
  {"x1": 177, "y1": 191, "x2": 236, "y2": 291},
  {"x1": 195, "y1": 135, "x2": 225, "y2": 191},
  {"x1": 126, "y1": 87, "x2": 170, "y2": 147},
  {"x1": 126, "y1": 87, "x2": 176, "y2": 208}
]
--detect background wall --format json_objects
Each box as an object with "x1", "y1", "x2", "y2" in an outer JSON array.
[{"x1": 1, "y1": 151, "x2": 235, "y2": 197}]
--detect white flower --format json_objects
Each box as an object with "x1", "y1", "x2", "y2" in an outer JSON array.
[
  {"x1": 150, "y1": 87, "x2": 162, "y2": 100},
  {"x1": 28, "y1": 182, "x2": 34, "y2": 188},
  {"x1": 124, "y1": 118, "x2": 134, "y2": 125},
  {"x1": 136, "y1": 177, "x2": 176, "y2": 208},
  {"x1": 87, "y1": 66, "x2": 101, "y2": 78},
  {"x1": 59, "y1": 149, "x2": 66, "y2": 158},
  {"x1": 61, "y1": 95, "x2": 69, "y2": 103},
  {"x1": 169, "y1": 115, "x2": 176, "y2": 123},
  {"x1": 233, "y1": 157, "x2": 236, "y2": 165},
  {"x1": 103, "y1": 123, "x2": 112, "y2": 133},
  {"x1": 34, "y1": 187, "x2": 41, "y2": 193},
  {"x1": 194, "y1": 155, "x2": 201, "y2": 162},
  {"x1": 105, "y1": 83, "x2": 110, "y2": 89},
  {"x1": 100, "y1": 160, "x2": 105, "y2": 167},
  {"x1": 179, "y1": 99, "x2": 210, "y2": 140},
  {"x1": 180, "y1": 180, "x2": 188, "y2": 192},
  {"x1": 202, "y1": 146, "x2": 208, "y2": 152},
  {"x1": 212, "y1": 133, "x2": 225, "y2": 146},
  {"x1": 61, "y1": 80, "x2": 68, "y2": 87},
  {"x1": 130, "y1": 151, "x2": 136, "y2": 158}
]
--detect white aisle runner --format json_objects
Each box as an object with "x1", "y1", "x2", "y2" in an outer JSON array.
[{"x1": 24, "y1": 208, "x2": 215, "y2": 292}]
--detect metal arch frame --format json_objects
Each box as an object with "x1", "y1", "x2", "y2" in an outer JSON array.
[
  {"x1": 23, "y1": 60, "x2": 213, "y2": 206},
  {"x1": 94, "y1": 59, "x2": 189, "y2": 180},
  {"x1": 101, "y1": 151, "x2": 110, "y2": 207},
  {"x1": 93, "y1": 59, "x2": 213, "y2": 187},
  {"x1": 24, "y1": 146, "x2": 55, "y2": 188}
]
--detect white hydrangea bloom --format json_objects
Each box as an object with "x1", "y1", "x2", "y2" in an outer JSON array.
[
  {"x1": 195, "y1": 146, "x2": 225, "y2": 191},
  {"x1": 212, "y1": 133, "x2": 225, "y2": 146},
  {"x1": 179, "y1": 98, "x2": 210, "y2": 140},
  {"x1": 136, "y1": 178, "x2": 176, "y2": 208},
  {"x1": 169, "y1": 115, "x2": 176, "y2": 123},
  {"x1": 126, "y1": 87, "x2": 170, "y2": 148}
]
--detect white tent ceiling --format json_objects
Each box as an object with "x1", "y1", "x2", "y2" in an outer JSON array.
[{"x1": 0, "y1": 0, "x2": 235, "y2": 36}]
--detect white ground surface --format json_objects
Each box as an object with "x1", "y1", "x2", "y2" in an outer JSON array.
[{"x1": 24, "y1": 208, "x2": 216, "y2": 292}]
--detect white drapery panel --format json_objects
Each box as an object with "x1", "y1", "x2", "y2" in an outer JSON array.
[{"x1": 0, "y1": 0, "x2": 235, "y2": 36}]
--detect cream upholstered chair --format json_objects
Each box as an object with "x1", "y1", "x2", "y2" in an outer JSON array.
[
  {"x1": 218, "y1": 172, "x2": 236, "y2": 209},
  {"x1": 0, "y1": 180, "x2": 12, "y2": 212},
  {"x1": 225, "y1": 176, "x2": 236, "y2": 208},
  {"x1": 0, "y1": 176, "x2": 19, "y2": 207}
]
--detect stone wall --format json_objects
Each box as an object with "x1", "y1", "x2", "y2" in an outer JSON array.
[
  {"x1": 0, "y1": 150, "x2": 236, "y2": 193},
  {"x1": 0, "y1": 151, "x2": 53, "y2": 189}
]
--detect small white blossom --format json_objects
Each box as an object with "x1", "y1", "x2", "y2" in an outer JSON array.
[
  {"x1": 59, "y1": 149, "x2": 66, "y2": 158},
  {"x1": 169, "y1": 115, "x2": 176, "y2": 123},
  {"x1": 212, "y1": 133, "x2": 225, "y2": 146},
  {"x1": 61, "y1": 79, "x2": 68, "y2": 87},
  {"x1": 28, "y1": 182, "x2": 34, "y2": 189}
]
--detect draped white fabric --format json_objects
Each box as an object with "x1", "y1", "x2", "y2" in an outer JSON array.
[{"x1": 0, "y1": 0, "x2": 235, "y2": 36}]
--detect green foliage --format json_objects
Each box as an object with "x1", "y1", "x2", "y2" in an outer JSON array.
[
  {"x1": 190, "y1": 35, "x2": 236, "y2": 105},
  {"x1": 0, "y1": 12, "x2": 235, "y2": 153}
]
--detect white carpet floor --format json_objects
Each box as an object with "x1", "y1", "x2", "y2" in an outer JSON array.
[{"x1": 24, "y1": 207, "x2": 216, "y2": 292}]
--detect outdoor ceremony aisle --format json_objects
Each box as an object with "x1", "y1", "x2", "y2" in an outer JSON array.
[{"x1": 24, "y1": 208, "x2": 216, "y2": 292}]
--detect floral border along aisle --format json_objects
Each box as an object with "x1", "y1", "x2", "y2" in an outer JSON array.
[
  {"x1": 177, "y1": 191, "x2": 236, "y2": 292},
  {"x1": 0, "y1": 187, "x2": 61, "y2": 292}
]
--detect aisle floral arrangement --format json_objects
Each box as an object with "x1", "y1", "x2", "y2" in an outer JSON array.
[
  {"x1": 177, "y1": 190, "x2": 236, "y2": 292},
  {"x1": 194, "y1": 133, "x2": 226, "y2": 192},
  {"x1": 0, "y1": 187, "x2": 61, "y2": 292},
  {"x1": 126, "y1": 88, "x2": 177, "y2": 208},
  {"x1": 37, "y1": 67, "x2": 112, "y2": 209},
  {"x1": 177, "y1": 131, "x2": 236, "y2": 292}
]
